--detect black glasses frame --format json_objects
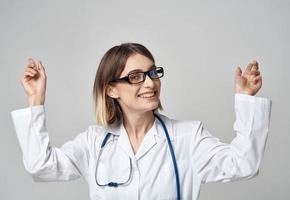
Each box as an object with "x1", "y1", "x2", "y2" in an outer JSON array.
[{"x1": 110, "y1": 67, "x2": 164, "y2": 84}]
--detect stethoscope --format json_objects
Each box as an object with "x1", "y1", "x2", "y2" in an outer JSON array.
[{"x1": 95, "y1": 113, "x2": 181, "y2": 200}]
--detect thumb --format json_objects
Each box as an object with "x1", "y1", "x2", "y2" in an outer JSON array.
[
  {"x1": 37, "y1": 60, "x2": 46, "y2": 77},
  {"x1": 235, "y1": 66, "x2": 242, "y2": 78}
]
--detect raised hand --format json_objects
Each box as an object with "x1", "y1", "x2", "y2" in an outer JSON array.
[
  {"x1": 21, "y1": 58, "x2": 47, "y2": 106},
  {"x1": 235, "y1": 60, "x2": 262, "y2": 96}
]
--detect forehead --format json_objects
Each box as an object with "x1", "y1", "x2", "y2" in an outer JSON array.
[{"x1": 121, "y1": 53, "x2": 154, "y2": 76}]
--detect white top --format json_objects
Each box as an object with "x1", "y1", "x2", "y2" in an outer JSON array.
[{"x1": 11, "y1": 93, "x2": 272, "y2": 200}]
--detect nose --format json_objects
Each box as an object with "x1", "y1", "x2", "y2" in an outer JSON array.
[{"x1": 142, "y1": 74, "x2": 155, "y2": 88}]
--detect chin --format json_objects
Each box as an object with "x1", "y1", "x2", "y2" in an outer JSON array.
[
  {"x1": 131, "y1": 97, "x2": 161, "y2": 112},
  {"x1": 142, "y1": 101, "x2": 160, "y2": 112}
]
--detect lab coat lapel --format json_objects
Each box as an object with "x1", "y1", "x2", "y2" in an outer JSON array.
[
  {"x1": 117, "y1": 124, "x2": 135, "y2": 160},
  {"x1": 154, "y1": 113, "x2": 175, "y2": 142},
  {"x1": 135, "y1": 120, "x2": 157, "y2": 160},
  {"x1": 116, "y1": 115, "x2": 173, "y2": 161}
]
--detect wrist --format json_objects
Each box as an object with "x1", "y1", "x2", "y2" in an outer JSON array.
[
  {"x1": 235, "y1": 89, "x2": 255, "y2": 96},
  {"x1": 236, "y1": 92, "x2": 255, "y2": 96},
  {"x1": 27, "y1": 95, "x2": 45, "y2": 106}
]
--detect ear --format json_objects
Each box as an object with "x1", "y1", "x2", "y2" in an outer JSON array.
[{"x1": 106, "y1": 84, "x2": 119, "y2": 99}]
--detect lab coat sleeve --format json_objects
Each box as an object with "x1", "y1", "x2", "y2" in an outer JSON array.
[
  {"x1": 191, "y1": 93, "x2": 272, "y2": 184},
  {"x1": 11, "y1": 105, "x2": 91, "y2": 182}
]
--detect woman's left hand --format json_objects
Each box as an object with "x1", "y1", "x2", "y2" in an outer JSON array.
[{"x1": 235, "y1": 60, "x2": 262, "y2": 96}]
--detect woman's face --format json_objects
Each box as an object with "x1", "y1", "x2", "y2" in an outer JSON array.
[{"x1": 109, "y1": 53, "x2": 161, "y2": 115}]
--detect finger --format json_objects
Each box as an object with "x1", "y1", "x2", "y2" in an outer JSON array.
[
  {"x1": 28, "y1": 58, "x2": 35, "y2": 63},
  {"x1": 22, "y1": 74, "x2": 31, "y2": 82},
  {"x1": 253, "y1": 75, "x2": 262, "y2": 81},
  {"x1": 250, "y1": 69, "x2": 260, "y2": 76},
  {"x1": 24, "y1": 71, "x2": 35, "y2": 78},
  {"x1": 235, "y1": 66, "x2": 242, "y2": 77},
  {"x1": 28, "y1": 58, "x2": 37, "y2": 70},
  {"x1": 251, "y1": 60, "x2": 259, "y2": 67},
  {"x1": 252, "y1": 75, "x2": 262, "y2": 84},
  {"x1": 28, "y1": 58, "x2": 36, "y2": 65},
  {"x1": 245, "y1": 62, "x2": 254, "y2": 74},
  {"x1": 38, "y1": 60, "x2": 46, "y2": 76},
  {"x1": 25, "y1": 68, "x2": 38, "y2": 75},
  {"x1": 252, "y1": 65, "x2": 259, "y2": 72},
  {"x1": 27, "y1": 63, "x2": 38, "y2": 70},
  {"x1": 251, "y1": 60, "x2": 259, "y2": 72}
]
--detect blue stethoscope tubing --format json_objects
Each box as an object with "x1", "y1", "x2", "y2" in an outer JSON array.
[
  {"x1": 98, "y1": 113, "x2": 181, "y2": 200},
  {"x1": 154, "y1": 113, "x2": 181, "y2": 200}
]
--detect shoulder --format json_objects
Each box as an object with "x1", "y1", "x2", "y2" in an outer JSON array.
[
  {"x1": 74, "y1": 124, "x2": 106, "y2": 145},
  {"x1": 156, "y1": 113, "x2": 203, "y2": 138},
  {"x1": 86, "y1": 124, "x2": 107, "y2": 138}
]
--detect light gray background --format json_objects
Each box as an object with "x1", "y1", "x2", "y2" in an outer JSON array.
[{"x1": 1, "y1": 0, "x2": 289, "y2": 199}]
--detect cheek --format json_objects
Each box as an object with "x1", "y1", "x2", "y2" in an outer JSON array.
[
  {"x1": 118, "y1": 86, "x2": 139, "y2": 100},
  {"x1": 155, "y1": 80, "x2": 161, "y2": 92}
]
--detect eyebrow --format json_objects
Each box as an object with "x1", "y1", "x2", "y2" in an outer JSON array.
[{"x1": 127, "y1": 65, "x2": 156, "y2": 74}]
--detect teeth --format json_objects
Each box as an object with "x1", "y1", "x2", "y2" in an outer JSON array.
[{"x1": 139, "y1": 92, "x2": 155, "y2": 98}]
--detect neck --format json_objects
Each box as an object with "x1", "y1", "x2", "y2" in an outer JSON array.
[{"x1": 122, "y1": 110, "x2": 155, "y2": 140}]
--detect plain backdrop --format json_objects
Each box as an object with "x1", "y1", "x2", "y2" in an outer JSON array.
[{"x1": 1, "y1": 0, "x2": 289, "y2": 199}]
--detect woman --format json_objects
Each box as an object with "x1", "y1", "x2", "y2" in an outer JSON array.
[{"x1": 11, "y1": 43, "x2": 272, "y2": 200}]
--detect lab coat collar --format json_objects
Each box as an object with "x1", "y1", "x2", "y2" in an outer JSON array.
[
  {"x1": 104, "y1": 113, "x2": 174, "y2": 160},
  {"x1": 154, "y1": 113, "x2": 175, "y2": 142},
  {"x1": 105, "y1": 122, "x2": 121, "y2": 136},
  {"x1": 135, "y1": 119, "x2": 157, "y2": 160},
  {"x1": 117, "y1": 124, "x2": 135, "y2": 159},
  {"x1": 113, "y1": 119, "x2": 159, "y2": 161},
  {"x1": 105, "y1": 113, "x2": 174, "y2": 137}
]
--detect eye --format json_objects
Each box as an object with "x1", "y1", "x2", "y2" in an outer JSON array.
[
  {"x1": 129, "y1": 73, "x2": 143, "y2": 83},
  {"x1": 149, "y1": 68, "x2": 162, "y2": 78},
  {"x1": 149, "y1": 69, "x2": 158, "y2": 78}
]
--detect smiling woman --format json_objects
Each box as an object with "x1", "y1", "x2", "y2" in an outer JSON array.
[
  {"x1": 93, "y1": 43, "x2": 163, "y2": 127},
  {"x1": 11, "y1": 42, "x2": 272, "y2": 200}
]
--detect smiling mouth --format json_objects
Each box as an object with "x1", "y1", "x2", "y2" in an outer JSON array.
[{"x1": 138, "y1": 91, "x2": 157, "y2": 98}]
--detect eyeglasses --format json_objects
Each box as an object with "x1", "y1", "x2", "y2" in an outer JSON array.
[{"x1": 111, "y1": 67, "x2": 164, "y2": 84}]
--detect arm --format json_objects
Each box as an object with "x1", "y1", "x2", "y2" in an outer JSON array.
[
  {"x1": 192, "y1": 93, "x2": 272, "y2": 183},
  {"x1": 192, "y1": 60, "x2": 271, "y2": 183},
  {"x1": 13, "y1": 58, "x2": 90, "y2": 182},
  {"x1": 11, "y1": 105, "x2": 91, "y2": 182}
]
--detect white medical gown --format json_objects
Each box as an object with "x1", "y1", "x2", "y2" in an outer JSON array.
[{"x1": 11, "y1": 93, "x2": 272, "y2": 200}]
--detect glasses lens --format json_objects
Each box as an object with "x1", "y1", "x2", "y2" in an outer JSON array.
[
  {"x1": 149, "y1": 67, "x2": 163, "y2": 79},
  {"x1": 128, "y1": 73, "x2": 144, "y2": 83}
]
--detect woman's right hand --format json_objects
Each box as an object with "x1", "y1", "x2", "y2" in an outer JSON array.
[{"x1": 21, "y1": 58, "x2": 47, "y2": 106}]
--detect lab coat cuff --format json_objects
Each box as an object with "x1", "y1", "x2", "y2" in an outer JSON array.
[
  {"x1": 235, "y1": 93, "x2": 272, "y2": 106},
  {"x1": 11, "y1": 105, "x2": 46, "y2": 132},
  {"x1": 234, "y1": 93, "x2": 272, "y2": 134},
  {"x1": 11, "y1": 105, "x2": 45, "y2": 117}
]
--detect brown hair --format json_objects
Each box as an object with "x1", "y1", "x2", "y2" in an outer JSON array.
[{"x1": 93, "y1": 42, "x2": 162, "y2": 127}]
